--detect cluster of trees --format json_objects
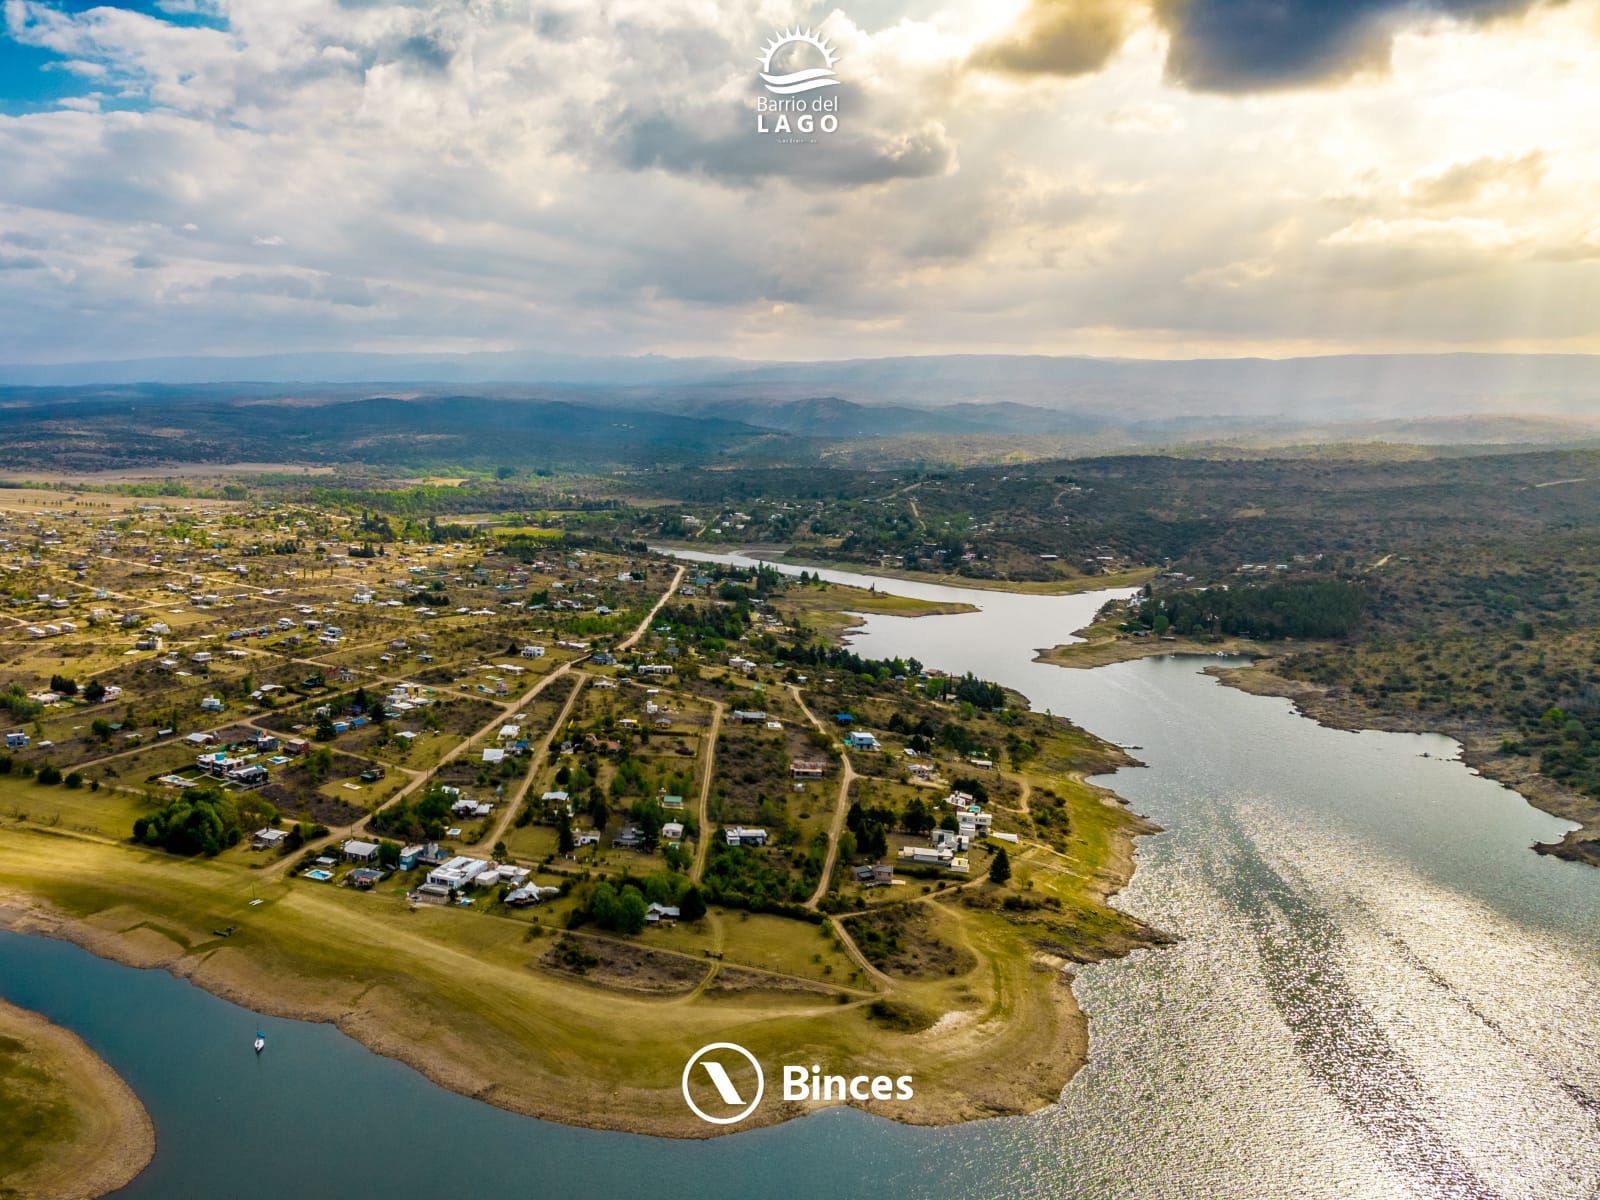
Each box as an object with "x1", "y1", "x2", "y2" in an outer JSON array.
[
  {"x1": 1514, "y1": 702, "x2": 1600, "y2": 802},
  {"x1": 845, "y1": 800, "x2": 895, "y2": 858},
  {"x1": 370, "y1": 787, "x2": 454, "y2": 841},
  {"x1": 132, "y1": 785, "x2": 253, "y2": 856},
  {"x1": 579, "y1": 872, "x2": 705, "y2": 934},
  {"x1": 1136, "y1": 580, "x2": 1363, "y2": 640},
  {"x1": 0, "y1": 685, "x2": 42, "y2": 722},
  {"x1": 700, "y1": 841, "x2": 816, "y2": 912},
  {"x1": 932, "y1": 673, "x2": 1007, "y2": 711},
  {"x1": 653, "y1": 601, "x2": 748, "y2": 647},
  {"x1": 785, "y1": 642, "x2": 922, "y2": 683}
]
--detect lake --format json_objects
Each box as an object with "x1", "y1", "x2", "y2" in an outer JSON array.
[{"x1": 2, "y1": 550, "x2": 1596, "y2": 1199}]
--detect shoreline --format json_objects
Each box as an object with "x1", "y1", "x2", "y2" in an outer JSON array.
[
  {"x1": 1033, "y1": 633, "x2": 1276, "y2": 670},
  {"x1": 1211, "y1": 658, "x2": 1600, "y2": 867},
  {"x1": 1034, "y1": 628, "x2": 1600, "y2": 866},
  {"x1": 0, "y1": 995, "x2": 155, "y2": 1200},
  {"x1": 0, "y1": 785, "x2": 1156, "y2": 1141},
  {"x1": 653, "y1": 542, "x2": 1156, "y2": 596}
]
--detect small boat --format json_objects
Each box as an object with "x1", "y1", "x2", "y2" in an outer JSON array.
[{"x1": 253, "y1": 1032, "x2": 266, "y2": 1055}]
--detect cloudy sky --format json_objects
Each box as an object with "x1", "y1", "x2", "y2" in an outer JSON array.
[{"x1": 1, "y1": 0, "x2": 1599, "y2": 365}]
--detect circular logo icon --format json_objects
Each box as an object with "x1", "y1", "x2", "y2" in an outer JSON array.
[{"x1": 681, "y1": 1041, "x2": 764, "y2": 1126}]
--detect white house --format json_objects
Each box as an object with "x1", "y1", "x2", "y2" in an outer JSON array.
[{"x1": 426, "y1": 856, "x2": 489, "y2": 890}]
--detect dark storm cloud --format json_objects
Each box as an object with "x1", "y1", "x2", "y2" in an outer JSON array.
[
  {"x1": 976, "y1": 0, "x2": 1558, "y2": 91},
  {"x1": 1157, "y1": 0, "x2": 1557, "y2": 91}
]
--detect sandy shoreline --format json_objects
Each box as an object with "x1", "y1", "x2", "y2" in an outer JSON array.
[
  {"x1": 0, "y1": 995, "x2": 155, "y2": 1200},
  {"x1": 0, "y1": 818, "x2": 1155, "y2": 1141}
]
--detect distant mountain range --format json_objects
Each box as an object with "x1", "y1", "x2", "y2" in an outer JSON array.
[
  {"x1": 4, "y1": 350, "x2": 1599, "y2": 426},
  {"x1": 5, "y1": 352, "x2": 1600, "y2": 469}
]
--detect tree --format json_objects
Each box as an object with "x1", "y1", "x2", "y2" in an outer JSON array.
[
  {"x1": 989, "y1": 847, "x2": 1011, "y2": 885},
  {"x1": 679, "y1": 884, "x2": 707, "y2": 922},
  {"x1": 557, "y1": 809, "x2": 575, "y2": 854},
  {"x1": 902, "y1": 796, "x2": 934, "y2": 836},
  {"x1": 617, "y1": 886, "x2": 648, "y2": 935},
  {"x1": 377, "y1": 840, "x2": 401, "y2": 869},
  {"x1": 91, "y1": 717, "x2": 114, "y2": 742}
]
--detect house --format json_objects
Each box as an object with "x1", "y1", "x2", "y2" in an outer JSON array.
[
  {"x1": 416, "y1": 842, "x2": 450, "y2": 867},
  {"x1": 505, "y1": 883, "x2": 561, "y2": 906},
  {"x1": 661, "y1": 821, "x2": 685, "y2": 842},
  {"x1": 348, "y1": 867, "x2": 384, "y2": 890},
  {"x1": 731, "y1": 709, "x2": 767, "y2": 724},
  {"x1": 481, "y1": 747, "x2": 506, "y2": 765},
  {"x1": 342, "y1": 839, "x2": 380, "y2": 864},
  {"x1": 645, "y1": 903, "x2": 680, "y2": 924},
  {"x1": 725, "y1": 825, "x2": 768, "y2": 847},
  {"x1": 845, "y1": 731, "x2": 880, "y2": 751},
  {"x1": 426, "y1": 856, "x2": 489, "y2": 889},
  {"x1": 228, "y1": 763, "x2": 269, "y2": 788},
  {"x1": 185, "y1": 731, "x2": 217, "y2": 747},
  {"x1": 199, "y1": 696, "x2": 224, "y2": 713},
  {"x1": 790, "y1": 760, "x2": 827, "y2": 780},
  {"x1": 932, "y1": 827, "x2": 969, "y2": 852},
  {"x1": 519, "y1": 644, "x2": 546, "y2": 659},
  {"x1": 251, "y1": 828, "x2": 289, "y2": 851},
  {"x1": 398, "y1": 844, "x2": 426, "y2": 870},
  {"x1": 4, "y1": 732, "x2": 28, "y2": 750},
  {"x1": 612, "y1": 826, "x2": 647, "y2": 849},
  {"x1": 659, "y1": 794, "x2": 685, "y2": 810},
  {"x1": 897, "y1": 845, "x2": 971, "y2": 873}
]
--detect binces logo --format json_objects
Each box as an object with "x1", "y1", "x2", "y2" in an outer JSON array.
[
  {"x1": 681, "y1": 1042, "x2": 915, "y2": 1126},
  {"x1": 682, "y1": 1042, "x2": 765, "y2": 1126},
  {"x1": 754, "y1": 26, "x2": 840, "y2": 141}
]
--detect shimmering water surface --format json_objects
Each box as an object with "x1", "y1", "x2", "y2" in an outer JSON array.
[{"x1": 2, "y1": 550, "x2": 1595, "y2": 1199}]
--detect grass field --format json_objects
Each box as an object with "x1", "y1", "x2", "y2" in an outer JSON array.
[
  {"x1": 0, "y1": 997, "x2": 153, "y2": 1200},
  {"x1": 0, "y1": 747, "x2": 1154, "y2": 1137}
]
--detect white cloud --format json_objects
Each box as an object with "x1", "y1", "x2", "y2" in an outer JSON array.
[{"x1": 0, "y1": 0, "x2": 1597, "y2": 362}]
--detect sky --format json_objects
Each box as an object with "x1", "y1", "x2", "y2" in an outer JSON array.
[{"x1": 1, "y1": 0, "x2": 1599, "y2": 365}]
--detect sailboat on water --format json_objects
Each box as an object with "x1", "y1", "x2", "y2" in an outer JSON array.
[{"x1": 253, "y1": 1031, "x2": 265, "y2": 1055}]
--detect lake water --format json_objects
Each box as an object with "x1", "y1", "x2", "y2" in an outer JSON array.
[{"x1": 2, "y1": 551, "x2": 1597, "y2": 1199}]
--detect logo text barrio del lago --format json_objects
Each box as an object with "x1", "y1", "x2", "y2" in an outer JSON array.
[{"x1": 755, "y1": 27, "x2": 839, "y2": 140}]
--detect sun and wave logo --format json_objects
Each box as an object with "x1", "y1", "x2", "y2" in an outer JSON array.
[{"x1": 758, "y1": 27, "x2": 839, "y2": 96}]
